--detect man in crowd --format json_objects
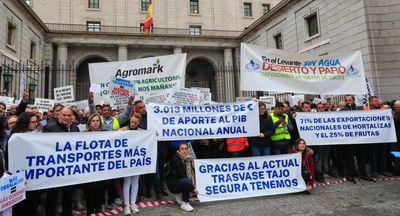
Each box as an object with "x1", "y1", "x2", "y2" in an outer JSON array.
[
  {"x1": 133, "y1": 100, "x2": 166, "y2": 198},
  {"x1": 43, "y1": 107, "x2": 80, "y2": 216},
  {"x1": 370, "y1": 96, "x2": 393, "y2": 177},
  {"x1": 249, "y1": 102, "x2": 274, "y2": 156},
  {"x1": 338, "y1": 95, "x2": 374, "y2": 183},
  {"x1": 269, "y1": 102, "x2": 293, "y2": 155},
  {"x1": 88, "y1": 92, "x2": 133, "y2": 131}
]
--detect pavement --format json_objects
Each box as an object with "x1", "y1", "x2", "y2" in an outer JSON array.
[{"x1": 116, "y1": 177, "x2": 400, "y2": 216}]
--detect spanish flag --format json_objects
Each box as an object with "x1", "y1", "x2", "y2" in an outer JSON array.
[{"x1": 144, "y1": 0, "x2": 153, "y2": 33}]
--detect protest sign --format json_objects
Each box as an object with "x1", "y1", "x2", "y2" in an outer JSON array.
[
  {"x1": 191, "y1": 87, "x2": 211, "y2": 104},
  {"x1": 54, "y1": 85, "x2": 75, "y2": 103},
  {"x1": 8, "y1": 130, "x2": 157, "y2": 191},
  {"x1": 0, "y1": 96, "x2": 14, "y2": 106},
  {"x1": 0, "y1": 172, "x2": 26, "y2": 211},
  {"x1": 195, "y1": 153, "x2": 306, "y2": 202},
  {"x1": 236, "y1": 97, "x2": 253, "y2": 102},
  {"x1": 145, "y1": 92, "x2": 170, "y2": 104},
  {"x1": 259, "y1": 96, "x2": 275, "y2": 108},
  {"x1": 109, "y1": 77, "x2": 136, "y2": 108},
  {"x1": 240, "y1": 43, "x2": 368, "y2": 94},
  {"x1": 296, "y1": 110, "x2": 396, "y2": 146},
  {"x1": 89, "y1": 54, "x2": 186, "y2": 104},
  {"x1": 147, "y1": 101, "x2": 260, "y2": 141},
  {"x1": 34, "y1": 98, "x2": 55, "y2": 113},
  {"x1": 168, "y1": 87, "x2": 203, "y2": 105}
]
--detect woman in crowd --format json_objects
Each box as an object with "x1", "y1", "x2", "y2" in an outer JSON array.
[
  {"x1": 4, "y1": 115, "x2": 17, "y2": 137},
  {"x1": 10, "y1": 112, "x2": 40, "y2": 215},
  {"x1": 120, "y1": 113, "x2": 142, "y2": 215},
  {"x1": 167, "y1": 142, "x2": 196, "y2": 212},
  {"x1": 291, "y1": 138, "x2": 315, "y2": 194},
  {"x1": 84, "y1": 113, "x2": 106, "y2": 214}
]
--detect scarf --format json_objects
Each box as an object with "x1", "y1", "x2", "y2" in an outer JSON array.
[{"x1": 177, "y1": 150, "x2": 196, "y2": 187}]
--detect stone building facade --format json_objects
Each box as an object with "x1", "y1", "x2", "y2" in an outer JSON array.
[{"x1": 239, "y1": 0, "x2": 400, "y2": 101}]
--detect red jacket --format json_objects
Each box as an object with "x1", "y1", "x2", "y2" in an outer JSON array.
[
  {"x1": 291, "y1": 147, "x2": 315, "y2": 187},
  {"x1": 302, "y1": 153, "x2": 315, "y2": 187}
]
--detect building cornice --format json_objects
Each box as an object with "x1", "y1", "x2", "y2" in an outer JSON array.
[{"x1": 16, "y1": 0, "x2": 49, "y2": 32}]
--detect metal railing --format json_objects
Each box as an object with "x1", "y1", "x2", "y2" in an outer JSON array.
[{"x1": 46, "y1": 23, "x2": 243, "y2": 37}]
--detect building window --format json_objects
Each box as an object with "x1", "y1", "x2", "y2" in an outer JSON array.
[
  {"x1": 189, "y1": 25, "x2": 201, "y2": 35},
  {"x1": 141, "y1": 0, "x2": 151, "y2": 12},
  {"x1": 25, "y1": 0, "x2": 32, "y2": 6},
  {"x1": 7, "y1": 22, "x2": 17, "y2": 48},
  {"x1": 87, "y1": 21, "x2": 101, "y2": 32},
  {"x1": 190, "y1": 0, "x2": 199, "y2": 14},
  {"x1": 274, "y1": 33, "x2": 282, "y2": 49},
  {"x1": 30, "y1": 41, "x2": 36, "y2": 60},
  {"x1": 306, "y1": 13, "x2": 319, "y2": 37},
  {"x1": 140, "y1": 23, "x2": 153, "y2": 33},
  {"x1": 244, "y1": 3, "x2": 252, "y2": 17},
  {"x1": 88, "y1": 0, "x2": 100, "y2": 9},
  {"x1": 262, "y1": 4, "x2": 270, "y2": 15}
]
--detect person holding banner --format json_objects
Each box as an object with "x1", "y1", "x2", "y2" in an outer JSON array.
[
  {"x1": 249, "y1": 102, "x2": 274, "y2": 156},
  {"x1": 291, "y1": 139, "x2": 315, "y2": 194},
  {"x1": 42, "y1": 107, "x2": 80, "y2": 216},
  {"x1": 83, "y1": 113, "x2": 106, "y2": 215},
  {"x1": 120, "y1": 113, "x2": 142, "y2": 215},
  {"x1": 167, "y1": 142, "x2": 196, "y2": 212},
  {"x1": 270, "y1": 102, "x2": 293, "y2": 155},
  {"x1": 338, "y1": 95, "x2": 373, "y2": 183},
  {"x1": 9, "y1": 112, "x2": 41, "y2": 215}
]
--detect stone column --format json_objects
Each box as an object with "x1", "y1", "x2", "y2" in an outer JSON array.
[
  {"x1": 56, "y1": 43, "x2": 68, "y2": 87},
  {"x1": 118, "y1": 44, "x2": 128, "y2": 61},
  {"x1": 173, "y1": 46, "x2": 183, "y2": 54},
  {"x1": 224, "y1": 48, "x2": 234, "y2": 102}
]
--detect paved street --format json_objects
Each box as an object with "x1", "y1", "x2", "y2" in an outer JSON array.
[{"x1": 124, "y1": 178, "x2": 400, "y2": 216}]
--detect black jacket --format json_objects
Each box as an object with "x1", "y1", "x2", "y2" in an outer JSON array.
[
  {"x1": 167, "y1": 153, "x2": 192, "y2": 193},
  {"x1": 249, "y1": 113, "x2": 275, "y2": 147},
  {"x1": 42, "y1": 120, "x2": 80, "y2": 132}
]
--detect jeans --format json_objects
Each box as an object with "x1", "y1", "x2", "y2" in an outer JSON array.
[
  {"x1": 175, "y1": 178, "x2": 194, "y2": 202},
  {"x1": 252, "y1": 146, "x2": 271, "y2": 156}
]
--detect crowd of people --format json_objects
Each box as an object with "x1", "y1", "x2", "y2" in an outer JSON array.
[{"x1": 0, "y1": 92, "x2": 399, "y2": 215}]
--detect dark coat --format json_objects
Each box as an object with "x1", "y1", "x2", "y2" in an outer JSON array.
[
  {"x1": 42, "y1": 120, "x2": 80, "y2": 132},
  {"x1": 249, "y1": 113, "x2": 275, "y2": 147},
  {"x1": 167, "y1": 153, "x2": 192, "y2": 194}
]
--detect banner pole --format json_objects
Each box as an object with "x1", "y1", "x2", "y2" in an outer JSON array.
[{"x1": 240, "y1": 91, "x2": 243, "y2": 101}]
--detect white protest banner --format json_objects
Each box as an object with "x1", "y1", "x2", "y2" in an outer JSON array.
[
  {"x1": 147, "y1": 101, "x2": 260, "y2": 141},
  {"x1": 54, "y1": 85, "x2": 75, "y2": 103},
  {"x1": 195, "y1": 153, "x2": 306, "y2": 202},
  {"x1": 0, "y1": 96, "x2": 14, "y2": 106},
  {"x1": 0, "y1": 173, "x2": 26, "y2": 211},
  {"x1": 241, "y1": 43, "x2": 368, "y2": 94},
  {"x1": 259, "y1": 96, "x2": 275, "y2": 108},
  {"x1": 8, "y1": 130, "x2": 157, "y2": 191},
  {"x1": 34, "y1": 98, "x2": 55, "y2": 113},
  {"x1": 296, "y1": 110, "x2": 396, "y2": 146},
  {"x1": 89, "y1": 54, "x2": 186, "y2": 104},
  {"x1": 19, "y1": 77, "x2": 25, "y2": 101},
  {"x1": 145, "y1": 92, "x2": 170, "y2": 104},
  {"x1": 168, "y1": 87, "x2": 203, "y2": 105},
  {"x1": 109, "y1": 77, "x2": 136, "y2": 108}
]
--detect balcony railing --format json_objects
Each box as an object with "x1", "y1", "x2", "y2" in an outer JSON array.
[{"x1": 46, "y1": 23, "x2": 242, "y2": 38}]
